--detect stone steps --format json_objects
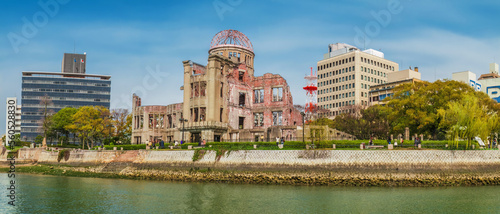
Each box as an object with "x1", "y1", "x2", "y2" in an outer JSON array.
[
  {"x1": 101, "y1": 162, "x2": 130, "y2": 174},
  {"x1": 100, "y1": 150, "x2": 139, "y2": 173}
]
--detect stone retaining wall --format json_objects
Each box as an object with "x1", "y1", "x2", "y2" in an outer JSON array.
[{"x1": 15, "y1": 149, "x2": 500, "y2": 172}]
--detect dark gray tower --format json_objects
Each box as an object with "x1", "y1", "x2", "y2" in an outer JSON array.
[{"x1": 62, "y1": 53, "x2": 86, "y2": 74}]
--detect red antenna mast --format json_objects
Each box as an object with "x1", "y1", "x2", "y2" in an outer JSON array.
[{"x1": 303, "y1": 67, "x2": 317, "y2": 122}]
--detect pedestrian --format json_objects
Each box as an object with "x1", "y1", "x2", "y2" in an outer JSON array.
[
  {"x1": 198, "y1": 138, "x2": 202, "y2": 146},
  {"x1": 400, "y1": 138, "x2": 404, "y2": 147},
  {"x1": 281, "y1": 137, "x2": 284, "y2": 145},
  {"x1": 369, "y1": 137, "x2": 373, "y2": 146},
  {"x1": 160, "y1": 140, "x2": 165, "y2": 149},
  {"x1": 387, "y1": 136, "x2": 391, "y2": 144},
  {"x1": 276, "y1": 137, "x2": 280, "y2": 146},
  {"x1": 202, "y1": 139, "x2": 206, "y2": 146},
  {"x1": 414, "y1": 137, "x2": 418, "y2": 148}
]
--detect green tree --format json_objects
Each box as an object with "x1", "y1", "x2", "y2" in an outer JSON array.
[
  {"x1": 66, "y1": 106, "x2": 111, "y2": 149},
  {"x1": 35, "y1": 135, "x2": 44, "y2": 145},
  {"x1": 50, "y1": 107, "x2": 78, "y2": 145},
  {"x1": 438, "y1": 93, "x2": 498, "y2": 149},
  {"x1": 308, "y1": 117, "x2": 335, "y2": 129},
  {"x1": 386, "y1": 80, "x2": 475, "y2": 139}
]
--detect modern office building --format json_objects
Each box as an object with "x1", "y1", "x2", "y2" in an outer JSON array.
[
  {"x1": 317, "y1": 43, "x2": 399, "y2": 118},
  {"x1": 21, "y1": 53, "x2": 111, "y2": 142},
  {"x1": 453, "y1": 63, "x2": 500, "y2": 102},
  {"x1": 369, "y1": 68, "x2": 423, "y2": 105}
]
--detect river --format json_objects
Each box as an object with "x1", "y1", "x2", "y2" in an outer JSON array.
[{"x1": 1, "y1": 173, "x2": 498, "y2": 213}]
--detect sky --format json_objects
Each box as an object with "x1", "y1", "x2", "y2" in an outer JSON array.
[{"x1": 1, "y1": 0, "x2": 500, "y2": 134}]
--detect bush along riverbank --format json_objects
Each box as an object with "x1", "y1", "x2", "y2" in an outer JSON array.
[{"x1": 2, "y1": 164, "x2": 500, "y2": 187}]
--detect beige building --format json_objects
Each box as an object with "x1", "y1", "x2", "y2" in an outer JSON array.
[
  {"x1": 369, "y1": 68, "x2": 423, "y2": 105},
  {"x1": 317, "y1": 43, "x2": 399, "y2": 118}
]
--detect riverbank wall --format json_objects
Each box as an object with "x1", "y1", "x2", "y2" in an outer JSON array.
[
  {"x1": 11, "y1": 148, "x2": 500, "y2": 172},
  {"x1": 3, "y1": 148, "x2": 500, "y2": 186}
]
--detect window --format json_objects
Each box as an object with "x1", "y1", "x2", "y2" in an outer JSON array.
[
  {"x1": 239, "y1": 71, "x2": 244, "y2": 81},
  {"x1": 220, "y1": 108, "x2": 223, "y2": 122},
  {"x1": 254, "y1": 113, "x2": 264, "y2": 127},
  {"x1": 272, "y1": 87, "x2": 283, "y2": 102},
  {"x1": 272, "y1": 111, "x2": 282, "y2": 126},
  {"x1": 239, "y1": 117, "x2": 245, "y2": 129},
  {"x1": 239, "y1": 92, "x2": 246, "y2": 107},
  {"x1": 254, "y1": 89, "x2": 264, "y2": 103},
  {"x1": 220, "y1": 82, "x2": 223, "y2": 97}
]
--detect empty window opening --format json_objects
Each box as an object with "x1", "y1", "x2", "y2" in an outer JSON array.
[
  {"x1": 239, "y1": 117, "x2": 245, "y2": 129},
  {"x1": 239, "y1": 92, "x2": 246, "y2": 107}
]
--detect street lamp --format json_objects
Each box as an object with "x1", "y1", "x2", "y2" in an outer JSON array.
[
  {"x1": 300, "y1": 112, "x2": 305, "y2": 143},
  {"x1": 179, "y1": 118, "x2": 188, "y2": 143}
]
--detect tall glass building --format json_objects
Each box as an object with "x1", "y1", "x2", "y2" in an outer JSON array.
[{"x1": 20, "y1": 53, "x2": 111, "y2": 142}]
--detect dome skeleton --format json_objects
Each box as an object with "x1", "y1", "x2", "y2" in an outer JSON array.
[{"x1": 210, "y1": 30, "x2": 253, "y2": 52}]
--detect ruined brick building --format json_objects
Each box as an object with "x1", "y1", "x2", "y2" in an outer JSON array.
[{"x1": 131, "y1": 30, "x2": 304, "y2": 144}]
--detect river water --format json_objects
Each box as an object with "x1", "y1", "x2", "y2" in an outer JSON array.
[{"x1": 1, "y1": 173, "x2": 499, "y2": 213}]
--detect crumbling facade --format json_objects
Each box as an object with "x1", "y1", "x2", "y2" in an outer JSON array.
[{"x1": 132, "y1": 30, "x2": 303, "y2": 143}]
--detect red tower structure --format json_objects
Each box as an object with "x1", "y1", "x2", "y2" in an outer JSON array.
[{"x1": 303, "y1": 67, "x2": 317, "y2": 121}]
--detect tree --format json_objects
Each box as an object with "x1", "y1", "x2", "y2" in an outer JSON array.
[
  {"x1": 361, "y1": 105, "x2": 390, "y2": 139},
  {"x1": 66, "y1": 106, "x2": 111, "y2": 149},
  {"x1": 386, "y1": 80, "x2": 476, "y2": 139},
  {"x1": 438, "y1": 93, "x2": 498, "y2": 149},
  {"x1": 35, "y1": 135, "x2": 44, "y2": 144},
  {"x1": 39, "y1": 95, "x2": 54, "y2": 141},
  {"x1": 50, "y1": 107, "x2": 78, "y2": 145},
  {"x1": 112, "y1": 109, "x2": 131, "y2": 143}
]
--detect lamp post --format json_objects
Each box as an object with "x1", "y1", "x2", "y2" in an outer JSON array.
[
  {"x1": 179, "y1": 118, "x2": 188, "y2": 143},
  {"x1": 300, "y1": 112, "x2": 305, "y2": 143}
]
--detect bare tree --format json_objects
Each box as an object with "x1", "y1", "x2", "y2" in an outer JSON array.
[{"x1": 38, "y1": 95, "x2": 54, "y2": 143}]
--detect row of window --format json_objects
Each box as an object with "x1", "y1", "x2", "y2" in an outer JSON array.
[
  {"x1": 318, "y1": 57, "x2": 355, "y2": 71},
  {"x1": 320, "y1": 99, "x2": 370, "y2": 111},
  {"x1": 319, "y1": 75, "x2": 355, "y2": 87},
  {"x1": 319, "y1": 91, "x2": 356, "y2": 102},
  {"x1": 23, "y1": 80, "x2": 109, "y2": 87},
  {"x1": 22, "y1": 96, "x2": 108, "y2": 102},
  {"x1": 319, "y1": 83, "x2": 355, "y2": 95},
  {"x1": 321, "y1": 100, "x2": 356, "y2": 109},
  {"x1": 360, "y1": 57, "x2": 394, "y2": 71},
  {"x1": 253, "y1": 88, "x2": 283, "y2": 103},
  {"x1": 22, "y1": 88, "x2": 110, "y2": 95},
  {"x1": 361, "y1": 66, "x2": 387, "y2": 77},
  {"x1": 253, "y1": 111, "x2": 282, "y2": 127},
  {"x1": 360, "y1": 75, "x2": 385, "y2": 84},
  {"x1": 319, "y1": 66, "x2": 355, "y2": 79}
]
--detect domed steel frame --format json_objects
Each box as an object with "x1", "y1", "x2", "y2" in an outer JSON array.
[{"x1": 210, "y1": 30, "x2": 253, "y2": 52}]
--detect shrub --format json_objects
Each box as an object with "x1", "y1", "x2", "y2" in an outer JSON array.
[{"x1": 57, "y1": 149, "x2": 71, "y2": 162}]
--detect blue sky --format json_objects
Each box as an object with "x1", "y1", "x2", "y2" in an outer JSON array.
[{"x1": 1, "y1": 0, "x2": 500, "y2": 134}]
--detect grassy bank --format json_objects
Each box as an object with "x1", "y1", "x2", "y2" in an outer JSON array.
[{"x1": 2, "y1": 164, "x2": 499, "y2": 187}]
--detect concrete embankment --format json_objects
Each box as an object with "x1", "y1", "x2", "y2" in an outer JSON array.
[{"x1": 3, "y1": 148, "x2": 500, "y2": 186}]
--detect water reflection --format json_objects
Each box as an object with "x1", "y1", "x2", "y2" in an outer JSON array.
[{"x1": 0, "y1": 174, "x2": 499, "y2": 214}]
